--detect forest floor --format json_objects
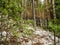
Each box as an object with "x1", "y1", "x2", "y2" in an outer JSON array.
[
  {"x1": 0, "y1": 26, "x2": 58, "y2": 45},
  {"x1": 17, "y1": 27, "x2": 58, "y2": 45}
]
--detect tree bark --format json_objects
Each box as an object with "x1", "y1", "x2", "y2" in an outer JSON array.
[
  {"x1": 52, "y1": 0, "x2": 56, "y2": 45},
  {"x1": 32, "y1": 0, "x2": 36, "y2": 30},
  {"x1": 0, "y1": 13, "x2": 2, "y2": 40}
]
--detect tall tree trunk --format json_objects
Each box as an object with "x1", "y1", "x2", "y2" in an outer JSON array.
[
  {"x1": 0, "y1": 13, "x2": 2, "y2": 40},
  {"x1": 52, "y1": 0, "x2": 56, "y2": 45},
  {"x1": 20, "y1": 0, "x2": 24, "y2": 31},
  {"x1": 24, "y1": 0, "x2": 27, "y2": 20},
  {"x1": 32, "y1": 0, "x2": 36, "y2": 30}
]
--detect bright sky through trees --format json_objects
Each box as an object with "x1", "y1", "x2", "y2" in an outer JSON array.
[{"x1": 40, "y1": 0, "x2": 44, "y2": 4}]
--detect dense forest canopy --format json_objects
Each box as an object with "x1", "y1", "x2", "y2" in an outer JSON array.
[{"x1": 0, "y1": 0, "x2": 23, "y2": 21}]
